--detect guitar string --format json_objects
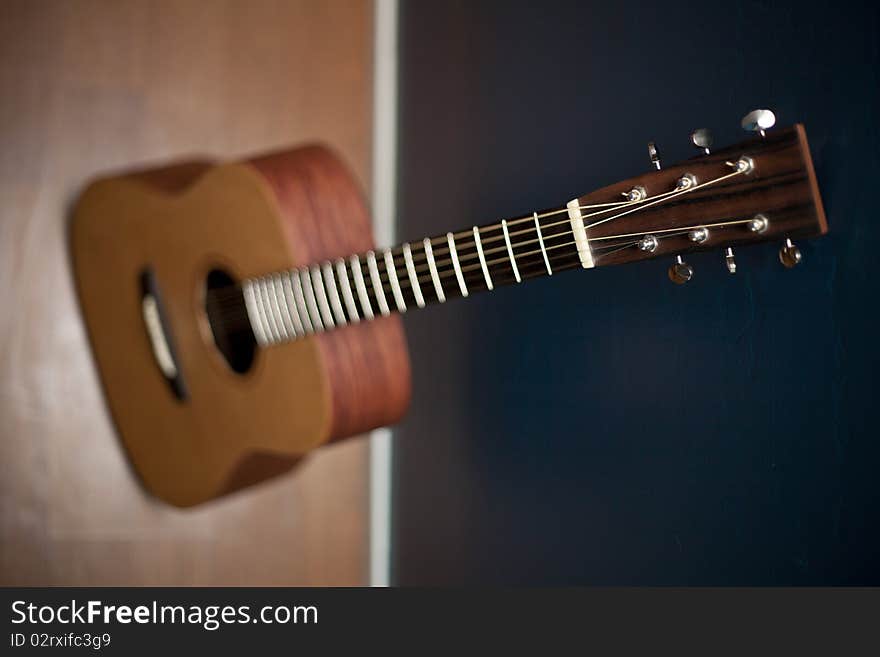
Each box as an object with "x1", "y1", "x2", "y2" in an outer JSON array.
[
  {"x1": 394, "y1": 169, "x2": 744, "y2": 265},
  {"x1": 394, "y1": 167, "x2": 746, "y2": 279},
  {"x1": 321, "y1": 167, "x2": 745, "y2": 285},
  {"x1": 210, "y1": 167, "x2": 752, "y2": 330},
  {"x1": 212, "y1": 167, "x2": 745, "y2": 304},
  {"x1": 210, "y1": 203, "x2": 750, "y2": 327},
  {"x1": 389, "y1": 184, "x2": 702, "y2": 265},
  {"x1": 210, "y1": 216, "x2": 756, "y2": 325}
]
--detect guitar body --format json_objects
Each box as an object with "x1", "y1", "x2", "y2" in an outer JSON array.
[{"x1": 71, "y1": 146, "x2": 411, "y2": 507}]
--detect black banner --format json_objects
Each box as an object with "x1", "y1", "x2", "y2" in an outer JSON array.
[{"x1": 1, "y1": 588, "x2": 876, "y2": 653}]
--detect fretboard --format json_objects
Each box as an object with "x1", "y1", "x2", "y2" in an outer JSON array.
[{"x1": 238, "y1": 206, "x2": 588, "y2": 346}]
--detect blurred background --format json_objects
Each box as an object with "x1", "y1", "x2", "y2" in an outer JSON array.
[
  {"x1": 0, "y1": 0, "x2": 376, "y2": 585},
  {"x1": 393, "y1": 0, "x2": 880, "y2": 584},
  {"x1": 2, "y1": 0, "x2": 878, "y2": 585}
]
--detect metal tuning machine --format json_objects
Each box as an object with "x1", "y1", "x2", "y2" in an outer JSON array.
[
  {"x1": 779, "y1": 238, "x2": 803, "y2": 268},
  {"x1": 668, "y1": 255, "x2": 693, "y2": 285},
  {"x1": 690, "y1": 128, "x2": 713, "y2": 155},
  {"x1": 647, "y1": 140, "x2": 694, "y2": 284},
  {"x1": 722, "y1": 109, "x2": 776, "y2": 273},
  {"x1": 741, "y1": 109, "x2": 776, "y2": 138}
]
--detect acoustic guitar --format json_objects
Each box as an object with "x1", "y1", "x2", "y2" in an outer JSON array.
[{"x1": 70, "y1": 110, "x2": 827, "y2": 506}]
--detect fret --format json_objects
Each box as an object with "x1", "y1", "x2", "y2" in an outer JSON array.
[
  {"x1": 384, "y1": 249, "x2": 407, "y2": 313},
  {"x1": 261, "y1": 277, "x2": 284, "y2": 342},
  {"x1": 533, "y1": 212, "x2": 553, "y2": 276},
  {"x1": 350, "y1": 255, "x2": 374, "y2": 320},
  {"x1": 472, "y1": 226, "x2": 494, "y2": 290},
  {"x1": 335, "y1": 258, "x2": 360, "y2": 323},
  {"x1": 271, "y1": 274, "x2": 300, "y2": 338},
  {"x1": 322, "y1": 262, "x2": 347, "y2": 326},
  {"x1": 281, "y1": 273, "x2": 306, "y2": 336},
  {"x1": 250, "y1": 279, "x2": 270, "y2": 342},
  {"x1": 402, "y1": 242, "x2": 426, "y2": 308},
  {"x1": 501, "y1": 219, "x2": 521, "y2": 283},
  {"x1": 310, "y1": 265, "x2": 335, "y2": 328},
  {"x1": 537, "y1": 218, "x2": 583, "y2": 275},
  {"x1": 242, "y1": 280, "x2": 270, "y2": 346},
  {"x1": 290, "y1": 269, "x2": 315, "y2": 333},
  {"x1": 447, "y1": 232, "x2": 488, "y2": 294},
  {"x1": 298, "y1": 268, "x2": 323, "y2": 331},
  {"x1": 423, "y1": 238, "x2": 446, "y2": 302},
  {"x1": 272, "y1": 275, "x2": 295, "y2": 338},
  {"x1": 446, "y1": 233, "x2": 468, "y2": 297},
  {"x1": 366, "y1": 250, "x2": 391, "y2": 316}
]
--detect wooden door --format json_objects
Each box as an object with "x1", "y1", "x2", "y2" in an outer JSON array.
[{"x1": 0, "y1": 0, "x2": 374, "y2": 585}]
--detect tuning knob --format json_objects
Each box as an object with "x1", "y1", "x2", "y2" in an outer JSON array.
[
  {"x1": 688, "y1": 227, "x2": 709, "y2": 243},
  {"x1": 648, "y1": 141, "x2": 661, "y2": 170},
  {"x1": 724, "y1": 247, "x2": 737, "y2": 274},
  {"x1": 690, "y1": 128, "x2": 713, "y2": 154},
  {"x1": 741, "y1": 109, "x2": 776, "y2": 137},
  {"x1": 779, "y1": 238, "x2": 803, "y2": 268},
  {"x1": 668, "y1": 255, "x2": 693, "y2": 284},
  {"x1": 638, "y1": 234, "x2": 659, "y2": 252}
]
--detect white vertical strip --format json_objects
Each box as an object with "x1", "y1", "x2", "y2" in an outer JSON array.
[
  {"x1": 272, "y1": 274, "x2": 299, "y2": 338},
  {"x1": 367, "y1": 250, "x2": 391, "y2": 316},
  {"x1": 258, "y1": 278, "x2": 283, "y2": 342},
  {"x1": 289, "y1": 270, "x2": 314, "y2": 334},
  {"x1": 322, "y1": 262, "x2": 348, "y2": 326},
  {"x1": 299, "y1": 268, "x2": 324, "y2": 332},
  {"x1": 242, "y1": 281, "x2": 270, "y2": 346},
  {"x1": 473, "y1": 226, "x2": 494, "y2": 290},
  {"x1": 370, "y1": 0, "x2": 398, "y2": 589},
  {"x1": 533, "y1": 212, "x2": 553, "y2": 276},
  {"x1": 384, "y1": 249, "x2": 407, "y2": 312},
  {"x1": 336, "y1": 258, "x2": 361, "y2": 323},
  {"x1": 265, "y1": 276, "x2": 288, "y2": 340},
  {"x1": 402, "y1": 243, "x2": 425, "y2": 308},
  {"x1": 501, "y1": 219, "x2": 521, "y2": 283},
  {"x1": 310, "y1": 265, "x2": 336, "y2": 328},
  {"x1": 423, "y1": 238, "x2": 446, "y2": 302},
  {"x1": 351, "y1": 255, "x2": 375, "y2": 320},
  {"x1": 447, "y1": 232, "x2": 469, "y2": 297},
  {"x1": 281, "y1": 274, "x2": 306, "y2": 337}
]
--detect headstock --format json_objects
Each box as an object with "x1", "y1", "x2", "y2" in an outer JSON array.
[{"x1": 575, "y1": 110, "x2": 827, "y2": 282}]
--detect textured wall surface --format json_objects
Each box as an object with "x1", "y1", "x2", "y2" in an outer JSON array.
[
  {"x1": 0, "y1": 0, "x2": 374, "y2": 585},
  {"x1": 394, "y1": 0, "x2": 879, "y2": 584}
]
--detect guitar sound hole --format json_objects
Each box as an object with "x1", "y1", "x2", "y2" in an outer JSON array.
[{"x1": 204, "y1": 269, "x2": 256, "y2": 374}]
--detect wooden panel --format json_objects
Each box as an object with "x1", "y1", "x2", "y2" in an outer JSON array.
[{"x1": 0, "y1": 0, "x2": 374, "y2": 584}]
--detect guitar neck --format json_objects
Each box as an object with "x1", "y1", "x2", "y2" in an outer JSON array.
[
  {"x1": 238, "y1": 205, "x2": 588, "y2": 346},
  {"x1": 215, "y1": 123, "x2": 827, "y2": 347}
]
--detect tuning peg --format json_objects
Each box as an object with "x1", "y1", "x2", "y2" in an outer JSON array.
[
  {"x1": 778, "y1": 238, "x2": 803, "y2": 268},
  {"x1": 688, "y1": 227, "x2": 709, "y2": 243},
  {"x1": 748, "y1": 214, "x2": 769, "y2": 233},
  {"x1": 637, "y1": 234, "x2": 659, "y2": 252},
  {"x1": 690, "y1": 128, "x2": 713, "y2": 154},
  {"x1": 741, "y1": 109, "x2": 776, "y2": 138},
  {"x1": 724, "y1": 247, "x2": 737, "y2": 274},
  {"x1": 668, "y1": 255, "x2": 693, "y2": 284},
  {"x1": 648, "y1": 141, "x2": 661, "y2": 170},
  {"x1": 622, "y1": 186, "x2": 647, "y2": 202}
]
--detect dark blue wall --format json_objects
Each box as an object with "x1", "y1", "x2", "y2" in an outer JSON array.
[{"x1": 393, "y1": 0, "x2": 880, "y2": 584}]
